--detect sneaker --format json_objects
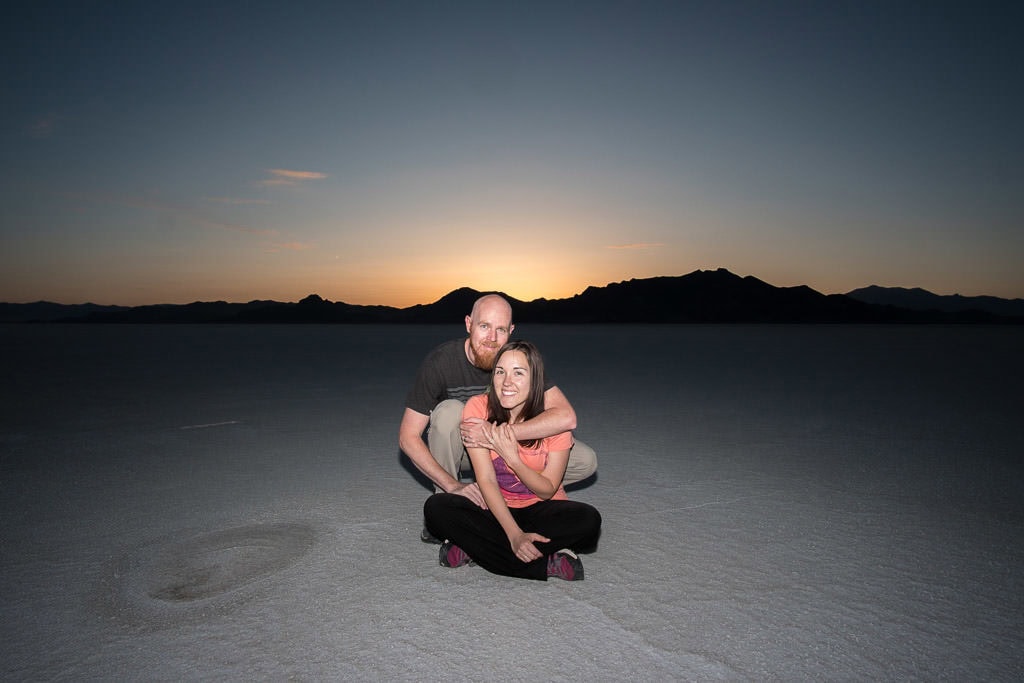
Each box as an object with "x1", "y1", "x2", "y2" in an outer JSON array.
[
  {"x1": 420, "y1": 526, "x2": 441, "y2": 544},
  {"x1": 546, "y1": 549, "x2": 584, "y2": 581},
  {"x1": 439, "y1": 540, "x2": 474, "y2": 568}
]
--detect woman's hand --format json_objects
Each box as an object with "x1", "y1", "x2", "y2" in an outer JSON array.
[
  {"x1": 510, "y1": 530, "x2": 550, "y2": 563},
  {"x1": 487, "y1": 422, "x2": 522, "y2": 467}
]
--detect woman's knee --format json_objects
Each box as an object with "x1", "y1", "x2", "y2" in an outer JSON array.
[
  {"x1": 564, "y1": 502, "x2": 601, "y2": 537},
  {"x1": 424, "y1": 492, "x2": 454, "y2": 514},
  {"x1": 423, "y1": 492, "x2": 473, "y2": 518}
]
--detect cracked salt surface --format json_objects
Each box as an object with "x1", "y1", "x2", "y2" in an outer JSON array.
[{"x1": 1, "y1": 324, "x2": 1022, "y2": 680}]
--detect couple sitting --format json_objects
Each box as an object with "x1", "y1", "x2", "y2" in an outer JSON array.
[{"x1": 399, "y1": 295, "x2": 601, "y2": 581}]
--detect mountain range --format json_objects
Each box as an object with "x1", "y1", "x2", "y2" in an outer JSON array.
[{"x1": 2, "y1": 269, "x2": 1022, "y2": 324}]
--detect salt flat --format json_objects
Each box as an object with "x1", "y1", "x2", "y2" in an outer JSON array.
[{"x1": 2, "y1": 323, "x2": 1022, "y2": 680}]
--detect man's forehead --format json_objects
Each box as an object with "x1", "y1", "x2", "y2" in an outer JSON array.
[
  {"x1": 473, "y1": 302, "x2": 512, "y2": 326},
  {"x1": 475, "y1": 315, "x2": 512, "y2": 328}
]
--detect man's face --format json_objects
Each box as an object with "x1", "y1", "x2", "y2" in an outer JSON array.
[{"x1": 465, "y1": 299, "x2": 513, "y2": 371}]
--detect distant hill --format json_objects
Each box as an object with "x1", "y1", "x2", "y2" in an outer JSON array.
[
  {"x1": 0, "y1": 301, "x2": 128, "y2": 322},
  {"x1": 2, "y1": 269, "x2": 1021, "y2": 324},
  {"x1": 846, "y1": 286, "x2": 1024, "y2": 318},
  {"x1": 520, "y1": 270, "x2": 875, "y2": 323}
]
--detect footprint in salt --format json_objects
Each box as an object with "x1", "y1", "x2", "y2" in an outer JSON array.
[{"x1": 100, "y1": 522, "x2": 316, "y2": 629}]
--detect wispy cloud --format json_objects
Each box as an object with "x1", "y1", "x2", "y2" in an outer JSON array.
[
  {"x1": 606, "y1": 242, "x2": 666, "y2": 250},
  {"x1": 259, "y1": 168, "x2": 328, "y2": 187},
  {"x1": 28, "y1": 113, "x2": 60, "y2": 139},
  {"x1": 268, "y1": 169, "x2": 328, "y2": 180}
]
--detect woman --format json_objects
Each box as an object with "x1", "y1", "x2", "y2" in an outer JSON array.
[{"x1": 423, "y1": 340, "x2": 601, "y2": 581}]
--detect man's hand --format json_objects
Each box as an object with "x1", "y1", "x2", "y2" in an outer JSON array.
[
  {"x1": 451, "y1": 481, "x2": 487, "y2": 509},
  {"x1": 460, "y1": 416, "x2": 492, "y2": 449},
  {"x1": 510, "y1": 530, "x2": 550, "y2": 563}
]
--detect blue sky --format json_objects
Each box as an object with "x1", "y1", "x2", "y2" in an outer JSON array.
[{"x1": 2, "y1": 1, "x2": 1021, "y2": 306}]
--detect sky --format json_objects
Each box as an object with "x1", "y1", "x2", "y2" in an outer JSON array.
[{"x1": 2, "y1": 1, "x2": 1022, "y2": 307}]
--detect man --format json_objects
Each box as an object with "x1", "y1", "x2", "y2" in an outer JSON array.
[{"x1": 399, "y1": 293, "x2": 597, "y2": 541}]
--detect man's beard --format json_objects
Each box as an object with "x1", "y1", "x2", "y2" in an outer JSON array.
[{"x1": 470, "y1": 340, "x2": 500, "y2": 371}]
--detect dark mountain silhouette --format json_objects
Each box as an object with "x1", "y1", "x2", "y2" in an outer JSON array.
[
  {"x1": 2, "y1": 269, "x2": 1020, "y2": 324},
  {"x1": 390, "y1": 287, "x2": 527, "y2": 324},
  {"x1": 0, "y1": 301, "x2": 128, "y2": 322},
  {"x1": 846, "y1": 285, "x2": 1024, "y2": 318},
  {"x1": 520, "y1": 271, "x2": 874, "y2": 323}
]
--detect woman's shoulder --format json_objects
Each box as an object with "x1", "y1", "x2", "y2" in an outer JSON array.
[{"x1": 462, "y1": 393, "x2": 488, "y2": 417}]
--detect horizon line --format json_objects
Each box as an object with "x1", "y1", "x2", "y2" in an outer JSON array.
[{"x1": 3, "y1": 270, "x2": 1023, "y2": 309}]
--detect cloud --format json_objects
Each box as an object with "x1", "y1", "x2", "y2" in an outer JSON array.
[
  {"x1": 606, "y1": 242, "x2": 666, "y2": 250},
  {"x1": 258, "y1": 169, "x2": 328, "y2": 187},
  {"x1": 28, "y1": 113, "x2": 59, "y2": 139},
  {"x1": 267, "y1": 169, "x2": 328, "y2": 180}
]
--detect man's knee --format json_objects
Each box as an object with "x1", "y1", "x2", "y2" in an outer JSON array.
[
  {"x1": 428, "y1": 399, "x2": 468, "y2": 480},
  {"x1": 565, "y1": 440, "x2": 598, "y2": 484},
  {"x1": 429, "y1": 399, "x2": 465, "y2": 433}
]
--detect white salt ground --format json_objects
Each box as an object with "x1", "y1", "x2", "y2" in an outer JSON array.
[{"x1": 1, "y1": 323, "x2": 1022, "y2": 680}]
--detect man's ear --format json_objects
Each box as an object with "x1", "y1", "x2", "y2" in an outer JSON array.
[{"x1": 465, "y1": 315, "x2": 473, "y2": 333}]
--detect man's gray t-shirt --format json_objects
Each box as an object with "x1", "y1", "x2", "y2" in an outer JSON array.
[
  {"x1": 405, "y1": 339, "x2": 491, "y2": 415},
  {"x1": 405, "y1": 338, "x2": 553, "y2": 415}
]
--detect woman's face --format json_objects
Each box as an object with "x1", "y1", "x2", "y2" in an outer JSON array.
[{"x1": 493, "y1": 349, "x2": 531, "y2": 417}]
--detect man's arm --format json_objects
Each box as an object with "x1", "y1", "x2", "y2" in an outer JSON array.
[
  {"x1": 399, "y1": 408, "x2": 461, "y2": 493},
  {"x1": 512, "y1": 385, "x2": 577, "y2": 441},
  {"x1": 399, "y1": 407, "x2": 486, "y2": 507},
  {"x1": 460, "y1": 385, "x2": 577, "y2": 447}
]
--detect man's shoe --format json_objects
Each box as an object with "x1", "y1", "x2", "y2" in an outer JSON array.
[
  {"x1": 546, "y1": 549, "x2": 584, "y2": 581},
  {"x1": 439, "y1": 540, "x2": 474, "y2": 568},
  {"x1": 420, "y1": 526, "x2": 441, "y2": 544}
]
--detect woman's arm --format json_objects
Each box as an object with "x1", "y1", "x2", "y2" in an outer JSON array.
[
  {"x1": 488, "y1": 423, "x2": 569, "y2": 500},
  {"x1": 466, "y1": 446, "x2": 514, "y2": 532},
  {"x1": 463, "y1": 386, "x2": 577, "y2": 447},
  {"x1": 467, "y1": 446, "x2": 550, "y2": 563}
]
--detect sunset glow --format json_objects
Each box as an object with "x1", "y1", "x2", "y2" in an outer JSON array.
[{"x1": 2, "y1": 3, "x2": 1021, "y2": 307}]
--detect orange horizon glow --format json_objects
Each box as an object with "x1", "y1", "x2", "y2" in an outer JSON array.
[{"x1": 7, "y1": 261, "x2": 1024, "y2": 310}]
